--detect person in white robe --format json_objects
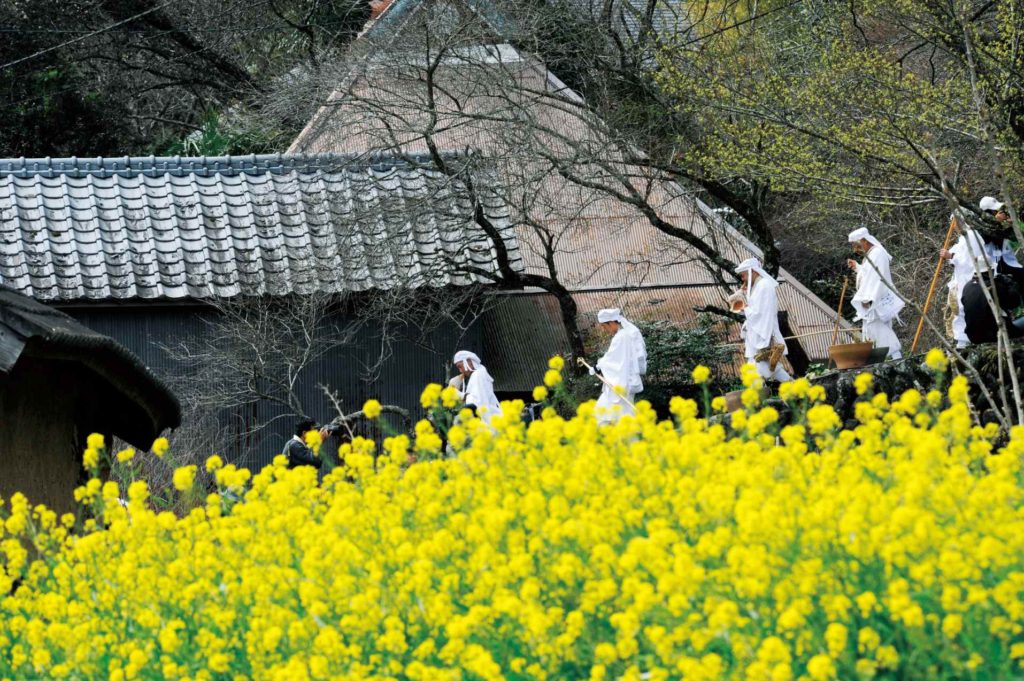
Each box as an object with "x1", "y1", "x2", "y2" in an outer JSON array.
[
  {"x1": 452, "y1": 351, "x2": 502, "y2": 424},
  {"x1": 847, "y1": 227, "x2": 904, "y2": 359},
  {"x1": 941, "y1": 213, "x2": 991, "y2": 348},
  {"x1": 733, "y1": 258, "x2": 792, "y2": 382},
  {"x1": 591, "y1": 308, "x2": 647, "y2": 425}
]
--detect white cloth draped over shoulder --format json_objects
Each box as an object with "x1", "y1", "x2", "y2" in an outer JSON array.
[
  {"x1": 734, "y1": 258, "x2": 787, "y2": 361},
  {"x1": 452, "y1": 350, "x2": 502, "y2": 423},
  {"x1": 947, "y1": 225, "x2": 990, "y2": 346},
  {"x1": 848, "y1": 229, "x2": 905, "y2": 324},
  {"x1": 848, "y1": 228, "x2": 904, "y2": 358},
  {"x1": 595, "y1": 308, "x2": 647, "y2": 423}
]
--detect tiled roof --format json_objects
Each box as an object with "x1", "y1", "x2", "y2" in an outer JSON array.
[{"x1": 0, "y1": 153, "x2": 519, "y2": 302}]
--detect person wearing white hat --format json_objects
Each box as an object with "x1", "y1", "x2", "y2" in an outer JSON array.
[
  {"x1": 978, "y1": 196, "x2": 1024, "y2": 286},
  {"x1": 847, "y1": 227, "x2": 904, "y2": 359},
  {"x1": 452, "y1": 350, "x2": 502, "y2": 424},
  {"x1": 733, "y1": 258, "x2": 792, "y2": 382},
  {"x1": 592, "y1": 308, "x2": 647, "y2": 424}
]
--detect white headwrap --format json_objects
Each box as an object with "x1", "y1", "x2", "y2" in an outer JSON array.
[
  {"x1": 453, "y1": 350, "x2": 482, "y2": 371},
  {"x1": 596, "y1": 309, "x2": 647, "y2": 374},
  {"x1": 848, "y1": 227, "x2": 884, "y2": 250},
  {"x1": 734, "y1": 257, "x2": 777, "y2": 295}
]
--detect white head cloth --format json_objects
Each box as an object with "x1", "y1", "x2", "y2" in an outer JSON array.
[
  {"x1": 848, "y1": 227, "x2": 884, "y2": 250},
  {"x1": 453, "y1": 350, "x2": 482, "y2": 370},
  {"x1": 980, "y1": 196, "x2": 1005, "y2": 212},
  {"x1": 734, "y1": 257, "x2": 777, "y2": 295},
  {"x1": 596, "y1": 308, "x2": 647, "y2": 380}
]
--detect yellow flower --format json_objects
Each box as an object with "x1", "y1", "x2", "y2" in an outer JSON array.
[
  {"x1": 116, "y1": 448, "x2": 135, "y2": 463},
  {"x1": 151, "y1": 437, "x2": 170, "y2": 458},
  {"x1": 0, "y1": 374, "x2": 1019, "y2": 678},
  {"x1": 441, "y1": 386, "x2": 460, "y2": 408},
  {"x1": 205, "y1": 455, "x2": 223, "y2": 473},
  {"x1": 304, "y1": 429, "x2": 322, "y2": 455},
  {"x1": 942, "y1": 613, "x2": 963, "y2": 638},
  {"x1": 740, "y1": 363, "x2": 762, "y2": 388},
  {"x1": 363, "y1": 399, "x2": 382, "y2": 419},
  {"x1": 924, "y1": 347, "x2": 949, "y2": 372},
  {"x1": 86, "y1": 433, "x2": 105, "y2": 450},
  {"x1": 825, "y1": 623, "x2": 847, "y2": 658},
  {"x1": 806, "y1": 654, "x2": 835, "y2": 680},
  {"x1": 854, "y1": 372, "x2": 874, "y2": 396},
  {"x1": 548, "y1": 355, "x2": 565, "y2": 371},
  {"x1": 127, "y1": 481, "x2": 148, "y2": 503},
  {"x1": 691, "y1": 365, "x2": 711, "y2": 384},
  {"x1": 172, "y1": 465, "x2": 196, "y2": 492},
  {"x1": 544, "y1": 369, "x2": 563, "y2": 388},
  {"x1": 532, "y1": 386, "x2": 549, "y2": 401},
  {"x1": 807, "y1": 404, "x2": 841, "y2": 435},
  {"x1": 711, "y1": 396, "x2": 727, "y2": 412},
  {"x1": 949, "y1": 375, "x2": 969, "y2": 404},
  {"x1": 83, "y1": 447, "x2": 99, "y2": 470},
  {"x1": 420, "y1": 383, "x2": 443, "y2": 409}
]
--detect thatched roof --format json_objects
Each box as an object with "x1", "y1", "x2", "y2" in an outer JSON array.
[{"x1": 0, "y1": 287, "x2": 181, "y2": 447}]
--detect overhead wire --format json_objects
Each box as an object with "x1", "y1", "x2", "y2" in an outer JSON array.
[{"x1": 0, "y1": 0, "x2": 182, "y2": 73}]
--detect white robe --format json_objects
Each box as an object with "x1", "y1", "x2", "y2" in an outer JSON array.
[
  {"x1": 596, "y1": 324, "x2": 646, "y2": 424},
  {"x1": 947, "y1": 229, "x2": 991, "y2": 346},
  {"x1": 461, "y1": 365, "x2": 502, "y2": 424},
  {"x1": 741, "y1": 277, "x2": 791, "y2": 381},
  {"x1": 851, "y1": 246, "x2": 904, "y2": 359}
]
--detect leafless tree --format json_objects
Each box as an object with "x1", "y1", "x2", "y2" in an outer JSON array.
[
  {"x1": 284, "y1": 1, "x2": 757, "y2": 362},
  {"x1": 162, "y1": 292, "x2": 356, "y2": 446}
]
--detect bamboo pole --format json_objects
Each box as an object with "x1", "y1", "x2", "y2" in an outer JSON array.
[
  {"x1": 576, "y1": 357, "x2": 636, "y2": 410},
  {"x1": 724, "y1": 327, "x2": 856, "y2": 348},
  {"x1": 831, "y1": 276, "x2": 849, "y2": 344},
  {"x1": 910, "y1": 215, "x2": 959, "y2": 353},
  {"x1": 789, "y1": 328, "x2": 857, "y2": 341}
]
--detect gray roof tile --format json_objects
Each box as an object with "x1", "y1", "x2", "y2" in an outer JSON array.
[{"x1": 0, "y1": 153, "x2": 519, "y2": 301}]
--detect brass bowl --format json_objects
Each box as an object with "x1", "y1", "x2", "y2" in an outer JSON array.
[{"x1": 828, "y1": 341, "x2": 875, "y2": 369}]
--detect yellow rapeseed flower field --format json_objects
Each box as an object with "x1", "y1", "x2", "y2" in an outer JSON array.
[{"x1": 0, "y1": 361, "x2": 1023, "y2": 680}]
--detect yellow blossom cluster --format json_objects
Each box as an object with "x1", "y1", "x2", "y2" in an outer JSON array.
[{"x1": 0, "y1": 361, "x2": 1022, "y2": 679}]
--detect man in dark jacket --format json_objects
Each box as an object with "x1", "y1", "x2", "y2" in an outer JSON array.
[
  {"x1": 962, "y1": 257, "x2": 1024, "y2": 344},
  {"x1": 283, "y1": 418, "x2": 324, "y2": 469}
]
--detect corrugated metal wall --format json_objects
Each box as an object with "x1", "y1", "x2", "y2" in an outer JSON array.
[{"x1": 63, "y1": 304, "x2": 480, "y2": 470}]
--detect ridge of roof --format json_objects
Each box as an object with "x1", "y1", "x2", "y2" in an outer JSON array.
[
  {"x1": 0, "y1": 151, "x2": 471, "y2": 180},
  {"x1": 361, "y1": 0, "x2": 513, "y2": 42}
]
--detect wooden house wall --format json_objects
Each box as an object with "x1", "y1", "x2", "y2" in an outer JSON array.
[{"x1": 62, "y1": 304, "x2": 482, "y2": 471}]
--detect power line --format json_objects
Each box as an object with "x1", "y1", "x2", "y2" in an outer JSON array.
[
  {"x1": 0, "y1": 20, "x2": 363, "y2": 35},
  {"x1": 0, "y1": 0, "x2": 180, "y2": 73}
]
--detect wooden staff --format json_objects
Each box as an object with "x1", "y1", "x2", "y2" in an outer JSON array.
[
  {"x1": 831, "y1": 276, "x2": 849, "y2": 345},
  {"x1": 576, "y1": 357, "x2": 636, "y2": 410},
  {"x1": 790, "y1": 328, "x2": 857, "y2": 341},
  {"x1": 910, "y1": 214, "x2": 959, "y2": 353}
]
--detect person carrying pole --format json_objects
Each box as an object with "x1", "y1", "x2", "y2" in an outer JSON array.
[
  {"x1": 589, "y1": 308, "x2": 647, "y2": 425},
  {"x1": 847, "y1": 227, "x2": 904, "y2": 359},
  {"x1": 940, "y1": 212, "x2": 990, "y2": 348},
  {"x1": 732, "y1": 257, "x2": 792, "y2": 382}
]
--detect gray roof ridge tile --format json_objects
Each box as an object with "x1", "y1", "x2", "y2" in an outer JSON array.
[{"x1": 0, "y1": 151, "x2": 474, "y2": 179}]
